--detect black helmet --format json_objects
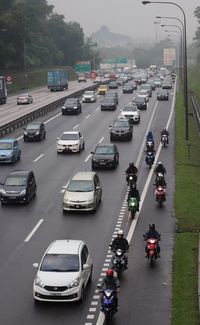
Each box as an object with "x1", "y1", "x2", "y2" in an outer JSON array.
[
  {"x1": 129, "y1": 162, "x2": 134, "y2": 167},
  {"x1": 151, "y1": 224, "x2": 155, "y2": 231}
]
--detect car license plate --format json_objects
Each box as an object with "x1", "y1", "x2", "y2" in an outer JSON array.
[
  {"x1": 100, "y1": 162, "x2": 105, "y2": 165},
  {"x1": 75, "y1": 204, "x2": 81, "y2": 209},
  {"x1": 50, "y1": 293, "x2": 61, "y2": 296}
]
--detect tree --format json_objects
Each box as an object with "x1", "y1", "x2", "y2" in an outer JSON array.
[{"x1": 194, "y1": 6, "x2": 200, "y2": 63}]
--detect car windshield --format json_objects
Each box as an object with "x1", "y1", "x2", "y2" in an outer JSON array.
[
  {"x1": 123, "y1": 106, "x2": 137, "y2": 112},
  {"x1": 40, "y1": 254, "x2": 79, "y2": 272},
  {"x1": 5, "y1": 176, "x2": 27, "y2": 186},
  {"x1": 84, "y1": 91, "x2": 94, "y2": 95},
  {"x1": 26, "y1": 123, "x2": 40, "y2": 130},
  {"x1": 60, "y1": 133, "x2": 78, "y2": 140},
  {"x1": 139, "y1": 91, "x2": 147, "y2": 95},
  {"x1": 0, "y1": 142, "x2": 13, "y2": 150},
  {"x1": 19, "y1": 93, "x2": 28, "y2": 97},
  {"x1": 99, "y1": 86, "x2": 107, "y2": 89},
  {"x1": 103, "y1": 99, "x2": 113, "y2": 103},
  {"x1": 113, "y1": 120, "x2": 129, "y2": 127},
  {"x1": 67, "y1": 180, "x2": 93, "y2": 192},
  {"x1": 95, "y1": 146, "x2": 114, "y2": 154},
  {"x1": 65, "y1": 99, "x2": 77, "y2": 105}
]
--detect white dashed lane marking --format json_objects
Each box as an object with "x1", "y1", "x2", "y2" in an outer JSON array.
[{"x1": 33, "y1": 154, "x2": 44, "y2": 162}]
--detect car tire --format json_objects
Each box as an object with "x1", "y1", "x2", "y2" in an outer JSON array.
[
  {"x1": 110, "y1": 135, "x2": 113, "y2": 142},
  {"x1": 88, "y1": 266, "x2": 93, "y2": 284},
  {"x1": 18, "y1": 152, "x2": 21, "y2": 161},
  {"x1": 82, "y1": 142, "x2": 85, "y2": 150},
  {"x1": 11, "y1": 155, "x2": 16, "y2": 164},
  {"x1": 44, "y1": 132, "x2": 46, "y2": 139},
  {"x1": 79, "y1": 286, "x2": 84, "y2": 303}
]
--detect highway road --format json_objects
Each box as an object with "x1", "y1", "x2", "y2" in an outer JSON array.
[{"x1": 0, "y1": 81, "x2": 175, "y2": 325}]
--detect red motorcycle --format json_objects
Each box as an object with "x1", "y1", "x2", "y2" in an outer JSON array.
[
  {"x1": 155, "y1": 186, "x2": 166, "y2": 207},
  {"x1": 145, "y1": 238, "x2": 160, "y2": 266}
]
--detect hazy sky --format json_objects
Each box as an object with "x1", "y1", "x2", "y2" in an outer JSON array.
[{"x1": 48, "y1": 0, "x2": 199, "y2": 43}]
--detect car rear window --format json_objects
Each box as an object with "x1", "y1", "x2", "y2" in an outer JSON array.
[
  {"x1": 95, "y1": 146, "x2": 114, "y2": 154},
  {"x1": 40, "y1": 254, "x2": 79, "y2": 272}
]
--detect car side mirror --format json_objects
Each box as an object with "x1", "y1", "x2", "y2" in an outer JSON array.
[
  {"x1": 83, "y1": 263, "x2": 90, "y2": 270},
  {"x1": 91, "y1": 151, "x2": 94, "y2": 155},
  {"x1": 56, "y1": 137, "x2": 60, "y2": 140},
  {"x1": 96, "y1": 186, "x2": 100, "y2": 190},
  {"x1": 33, "y1": 263, "x2": 39, "y2": 269}
]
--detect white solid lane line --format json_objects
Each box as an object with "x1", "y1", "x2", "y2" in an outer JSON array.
[
  {"x1": 24, "y1": 219, "x2": 44, "y2": 242},
  {"x1": 33, "y1": 154, "x2": 44, "y2": 162},
  {"x1": 85, "y1": 154, "x2": 92, "y2": 162}
]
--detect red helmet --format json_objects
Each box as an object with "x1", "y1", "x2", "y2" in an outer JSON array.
[{"x1": 106, "y1": 269, "x2": 114, "y2": 277}]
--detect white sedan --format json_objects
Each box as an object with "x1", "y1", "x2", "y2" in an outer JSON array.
[
  {"x1": 57, "y1": 131, "x2": 85, "y2": 153},
  {"x1": 136, "y1": 90, "x2": 149, "y2": 102},
  {"x1": 33, "y1": 239, "x2": 93, "y2": 302},
  {"x1": 120, "y1": 105, "x2": 140, "y2": 124},
  {"x1": 82, "y1": 91, "x2": 97, "y2": 103}
]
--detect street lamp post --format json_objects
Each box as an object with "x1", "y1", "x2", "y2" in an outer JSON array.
[
  {"x1": 161, "y1": 23, "x2": 183, "y2": 85},
  {"x1": 142, "y1": 1, "x2": 189, "y2": 140},
  {"x1": 154, "y1": 20, "x2": 160, "y2": 44}
]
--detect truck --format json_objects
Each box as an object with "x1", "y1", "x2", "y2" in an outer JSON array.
[
  {"x1": 0, "y1": 76, "x2": 7, "y2": 104},
  {"x1": 47, "y1": 70, "x2": 68, "y2": 92}
]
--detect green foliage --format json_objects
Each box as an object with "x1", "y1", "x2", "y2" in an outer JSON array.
[
  {"x1": 194, "y1": 6, "x2": 200, "y2": 63},
  {"x1": 0, "y1": 1, "x2": 93, "y2": 71}
]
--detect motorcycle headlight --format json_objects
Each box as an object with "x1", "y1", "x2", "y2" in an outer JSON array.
[
  {"x1": 35, "y1": 276, "x2": 45, "y2": 288},
  {"x1": 69, "y1": 277, "x2": 79, "y2": 288}
]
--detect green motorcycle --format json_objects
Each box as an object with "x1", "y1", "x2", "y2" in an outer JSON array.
[{"x1": 128, "y1": 197, "x2": 138, "y2": 219}]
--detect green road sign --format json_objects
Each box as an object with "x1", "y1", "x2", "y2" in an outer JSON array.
[
  {"x1": 115, "y1": 57, "x2": 128, "y2": 64},
  {"x1": 74, "y1": 61, "x2": 91, "y2": 73}
]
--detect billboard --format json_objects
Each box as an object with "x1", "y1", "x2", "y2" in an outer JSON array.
[{"x1": 163, "y1": 48, "x2": 176, "y2": 66}]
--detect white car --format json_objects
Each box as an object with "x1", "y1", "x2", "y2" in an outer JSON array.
[
  {"x1": 33, "y1": 239, "x2": 93, "y2": 302},
  {"x1": 57, "y1": 131, "x2": 85, "y2": 153},
  {"x1": 137, "y1": 90, "x2": 149, "y2": 102},
  {"x1": 82, "y1": 91, "x2": 97, "y2": 103},
  {"x1": 62, "y1": 171, "x2": 102, "y2": 212},
  {"x1": 120, "y1": 105, "x2": 140, "y2": 124}
]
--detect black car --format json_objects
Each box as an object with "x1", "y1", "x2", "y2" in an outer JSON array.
[
  {"x1": 91, "y1": 143, "x2": 119, "y2": 169},
  {"x1": 101, "y1": 98, "x2": 117, "y2": 111},
  {"x1": 133, "y1": 96, "x2": 147, "y2": 110},
  {"x1": 108, "y1": 81, "x2": 118, "y2": 89},
  {"x1": 116, "y1": 78, "x2": 125, "y2": 86},
  {"x1": 104, "y1": 91, "x2": 119, "y2": 104},
  {"x1": 162, "y1": 82, "x2": 172, "y2": 89},
  {"x1": 62, "y1": 98, "x2": 81, "y2": 115},
  {"x1": 157, "y1": 90, "x2": 169, "y2": 101},
  {"x1": 23, "y1": 122, "x2": 46, "y2": 142},
  {"x1": 0, "y1": 170, "x2": 37, "y2": 204},
  {"x1": 123, "y1": 84, "x2": 134, "y2": 94},
  {"x1": 147, "y1": 81, "x2": 156, "y2": 91},
  {"x1": 110, "y1": 118, "x2": 133, "y2": 141}
]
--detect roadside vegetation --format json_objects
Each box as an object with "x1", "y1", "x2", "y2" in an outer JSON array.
[{"x1": 172, "y1": 67, "x2": 200, "y2": 325}]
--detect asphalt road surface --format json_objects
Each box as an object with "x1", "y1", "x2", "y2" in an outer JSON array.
[{"x1": 0, "y1": 82, "x2": 175, "y2": 325}]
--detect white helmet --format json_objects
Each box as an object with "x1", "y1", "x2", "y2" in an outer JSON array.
[
  {"x1": 117, "y1": 230, "x2": 124, "y2": 236},
  {"x1": 158, "y1": 162, "x2": 162, "y2": 165}
]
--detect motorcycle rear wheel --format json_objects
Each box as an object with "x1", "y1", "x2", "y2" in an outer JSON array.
[{"x1": 105, "y1": 311, "x2": 113, "y2": 325}]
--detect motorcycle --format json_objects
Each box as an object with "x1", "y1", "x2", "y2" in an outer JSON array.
[
  {"x1": 111, "y1": 249, "x2": 126, "y2": 277},
  {"x1": 161, "y1": 134, "x2": 168, "y2": 147},
  {"x1": 126, "y1": 173, "x2": 137, "y2": 188},
  {"x1": 146, "y1": 139, "x2": 154, "y2": 151},
  {"x1": 128, "y1": 196, "x2": 138, "y2": 219},
  {"x1": 155, "y1": 185, "x2": 166, "y2": 207},
  {"x1": 145, "y1": 151, "x2": 155, "y2": 169},
  {"x1": 145, "y1": 237, "x2": 160, "y2": 267},
  {"x1": 98, "y1": 287, "x2": 117, "y2": 324}
]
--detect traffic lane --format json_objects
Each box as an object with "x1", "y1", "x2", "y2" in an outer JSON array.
[
  {"x1": 0, "y1": 97, "x2": 159, "y2": 323},
  {"x1": 110, "y1": 104, "x2": 175, "y2": 325},
  {"x1": 0, "y1": 80, "x2": 96, "y2": 125}
]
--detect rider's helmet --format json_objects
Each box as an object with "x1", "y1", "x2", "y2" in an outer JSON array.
[
  {"x1": 106, "y1": 269, "x2": 114, "y2": 277},
  {"x1": 163, "y1": 127, "x2": 166, "y2": 132},
  {"x1": 129, "y1": 162, "x2": 134, "y2": 167},
  {"x1": 151, "y1": 224, "x2": 156, "y2": 231},
  {"x1": 117, "y1": 229, "x2": 124, "y2": 237},
  {"x1": 158, "y1": 162, "x2": 162, "y2": 165}
]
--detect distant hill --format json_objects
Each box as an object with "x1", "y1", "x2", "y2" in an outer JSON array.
[{"x1": 91, "y1": 26, "x2": 133, "y2": 47}]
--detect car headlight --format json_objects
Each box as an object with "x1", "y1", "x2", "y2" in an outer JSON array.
[
  {"x1": 69, "y1": 277, "x2": 80, "y2": 288},
  {"x1": 87, "y1": 195, "x2": 94, "y2": 203},
  {"x1": 35, "y1": 276, "x2": 45, "y2": 288},
  {"x1": 6, "y1": 153, "x2": 12, "y2": 157},
  {"x1": 0, "y1": 189, "x2": 6, "y2": 195},
  {"x1": 35, "y1": 131, "x2": 39, "y2": 135},
  {"x1": 73, "y1": 106, "x2": 77, "y2": 109},
  {"x1": 20, "y1": 189, "x2": 26, "y2": 195},
  {"x1": 24, "y1": 131, "x2": 27, "y2": 135}
]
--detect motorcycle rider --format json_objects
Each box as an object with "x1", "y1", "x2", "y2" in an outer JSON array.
[
  {"x1": 98, "y1": 269, "x2": 120, "y2": 312},
  {"x1": 154, "y1": 162, "x2": 167, "y2": 186},
  {"x1": 110, "y1": 230, "x2": 129, "y2": 269},
  {"x1": 125, "y1": 162, "x2": 138, "y2": 185},
  {"x1": 127, "y1": 184, "x2": 140, "y2": 211},
  {"x1": 161, "y1": 127, "x2": 169, "y2": 143},
  {"x1": 143, "y1": 224, "x2": 161, "y2": 256},
  {"x1": 146, "y1": 131, "x2": 154, "y2": 149}
]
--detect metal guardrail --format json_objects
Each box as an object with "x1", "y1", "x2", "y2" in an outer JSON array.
[
  {"x1": 191, "y1": 93, "x2": 200, "y2": 134},
  {"x1": 0, "y1": 81, "x2": 108, "y2": 137}
]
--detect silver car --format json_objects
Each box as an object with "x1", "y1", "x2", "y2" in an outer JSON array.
[
  {"x1": 62, "y1": 172, "x2": 102, "y2": 212},
  {"x1": 82, "y1": 91, "x2": 97, "y2": 103},
  {"x1": 17, "y1": 93, "x2": 33, "y2": 104}
]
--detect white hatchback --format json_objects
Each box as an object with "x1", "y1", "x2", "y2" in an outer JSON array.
[
  {"x1": 33, "y1": 239, "x2": 93, "y2": 302},
  {"x1": 57, "y1": 131, "x2": 85, "y2": 153}
]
